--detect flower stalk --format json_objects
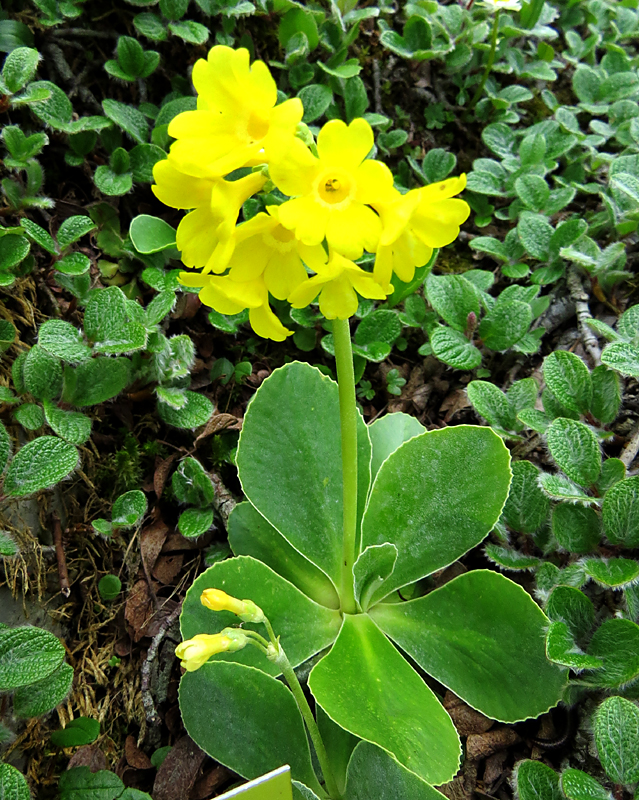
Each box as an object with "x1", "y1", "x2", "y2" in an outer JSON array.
[
  {"x1": 332, "y1": 318, "x2": 359, "y2": 616},
  {"x1": 470, "y1": 9, "x2": 502, "y2": 109}
]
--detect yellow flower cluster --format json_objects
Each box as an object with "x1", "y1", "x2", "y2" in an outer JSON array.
[{"x1": 152, "y1": 45, "x2": 470, "y2": 340}]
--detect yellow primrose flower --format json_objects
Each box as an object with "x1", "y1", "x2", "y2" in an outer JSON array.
[
  {"x1": 269, "y1": 118, "x2": 394, "y2": 260},
  {"x1": 288, "y1": 250, "x2": 391, "y2": 319},
  {"x1": 372, "y1": 175, "x2": 470, "y2": 287},
  {"x1": 175, "y1": 630, "x2": 247, "y2": 672},
  {"x1": 179, "y1": 270, "x2": 292, "y2": 342},
  {"x1": 222, "y1": 206, "x2": 325, "y2": 301},
  {"x1": 200, "y1": 588, "x2": 265, "y2": 623},
  {"x1": 152, "y1": 163, "x2": 266, "y2": 275},
  {"x1": 166, "y1": 46, "x2": 303, "y2": 179}
]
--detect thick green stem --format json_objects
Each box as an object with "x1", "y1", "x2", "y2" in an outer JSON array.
[
  {"x1": 332, "y1": 318, "x2": 359, "y2": 616},
  {"x1": 275, "y1": 648, "x2": 341, "y2": 800},
  {"x1": 470, "y1": 9, "x2": 501, "y2": 109}
]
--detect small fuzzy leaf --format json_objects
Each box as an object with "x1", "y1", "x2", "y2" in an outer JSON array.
[
  {"x1": 3, "y1": 436, "x2": 78, "y2": 496},
  {"x1": 546, "y1": 586, "x2": 595, "y2": 641},
  {"x1": 0, "y1": 763, "x2": 30, "y2": 800},
  {"x1": 51, "y1": 718, "x2": 100, "y2": 748},
  {"x1": 503, "y1": 460, "x2": 549, "y2": 534},
  {"x1": 587, "y1": 619, "x2": 639, "y2": 689},
  {"x1": 467, "y1": 380, "x2": 517, "y2": 431},
  {"x1": 543, "y1": 351, "x2": 592, "y2": 415},
  {"x1": 538, "y1": 473, "x2": 592, "y2": 503},
  {"x1": 13, "y1": 661, "x2": 73, "y2": 718},
  {"x1": 593, "y1": 696, "x2": 639, "y2": 785},
  {"x1": 112, "y1": 489, "x2": 147, "y2": 528},
  {"x1": 56, "y1": 215, "x2": 96, "y2": 250},
  {"x1": 546, "y1": 418, "x2": 601, "y2": 487},
  {"x1": 430, "y1": 326, "x2": 482, "y2": 370},
  {"x1": 602, "y1": 476, "x2": 639, "y2": 547},
  {"x1": 601, "y1": 342, "x2": 639, "y2": 378},
  {"x1": 546, "y1": 621, "x2": 603, "y2": 671},
  {"x1": 102, "y1": 99, "x2": 149, "y2": 143},
  {"x1": 178, "y1": 507, "x2": 214, "y2": 538},
  {"x1": 590, "y1": 366, "x2": 621, "y2": 424},
  {"x1": 551, "y1": 503, "x2": 600, "y2": 554},
  {"x1": 158, "y1": 391, "x2": 213, "y2": 429},
  {"x1": 515, "y1": 758, "x2": 562, "y2": 800},
  {"x1": 478, "y1": 300, "x2": 532, "y2": 351},
  {"x1": 426, "y1": 274, "x2": 479, "y2": 332},
  {"x1": 43, "y1": 401, "x2": 91, "y2": 445},
  {"x1": 0, "y1": 626, "x2": 65, "y2": 689},
  {"x1": 583, "y1": 558, "x2": 639, "y2": 589},
  {"x1": 561, "y1": 769, "x2": 611, "y2": 800}
]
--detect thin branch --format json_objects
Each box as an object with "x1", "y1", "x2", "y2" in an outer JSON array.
[
  {"x1": 52, "y1": 514, "x2": 71, "y2": 599},
  {"x1": 566, "y1": 266, "x2": 602, "y2": 366},
  {"x1": 620, "y1": 421, "x2": 639, "y2": 469}
]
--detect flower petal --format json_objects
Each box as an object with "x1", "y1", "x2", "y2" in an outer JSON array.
[
  {"x1": 152, "y1": 159, "x2": 214, "y2": 209},
  {"x1": 176, "y1": 207, "x2": 218, "y2": 268},
  {"x1": 228, "y1": 237, "x2": 270, "y2": 282},
  {"x1": 347, "y1": 265, "x2": 390, "y2": 301},
  {"x1": 325, "y1": 202, "x2": 381, "y2": 259},
  {"x1": 317, "y1": 118, "x2": 374, "y2": 170},
  {"x1": 264, "y1": 250, "x2": 308, "y2": 300},
  {"x1": 278, "y1": 196, "x2": 329, "y2": 247},
  {"x1": 288, "y1": 273, "x2": 330, "y2": 308},
  {"x1": 418, "y1": 174, "x2": 467, "y2": 203},
  {"x1": 249, "y1": 302, "x2": 292, "y2": 341},
  {"x1": 269, "y1": 137, "x2": 320, "y2": 197},
  {"x1": 318, "y1": 274, "x2": 359, "y2": 319},
  {"x1": 355, "y1": 159, "x2": 395, "y2": 204}
]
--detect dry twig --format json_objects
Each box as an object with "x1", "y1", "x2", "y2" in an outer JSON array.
[
  {"x1": 566, "y1": 266, "x2": 602, "y2": 366},
  {"x1": 52, "y1": 514, "x2": 71, "y2": 599}
]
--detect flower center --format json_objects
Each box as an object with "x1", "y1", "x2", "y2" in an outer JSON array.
[
  {"x1": 316, "y1": 171, "x2": 353, "y2": 207},
  {"x1": 246, "y1": 110, "x2": 270, "y2": 142},
  {"x1": 263, "y1": 224, "x2": 296, "y2": 254}
]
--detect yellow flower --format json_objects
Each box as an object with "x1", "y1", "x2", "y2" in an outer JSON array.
[
  {"x1": 152, "y1": 161, "x2": 266, "y2": 275},
  {"x1": 372, "y1": 175, "x2": 471, "y2": 287},
  {"x1": 269, "y1": 118, "x2": 394, "y2": 260},
  {"x1": 201, "y1": 589, "x2": 265, "y2": 623},
  {"x1": 175, "y1": 631, "x2": 247, "y2": 672},
  {"x1": 288, "y1": 250, "x2": 391, "y2": 319},
  {"x1": 179, "y1": 206, "x2": 329, "y2": 341},
  {"x1": 166, "y1": 46, "x2": 303, "y2": 179}
]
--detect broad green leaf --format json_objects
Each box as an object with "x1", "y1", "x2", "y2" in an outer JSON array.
[
  {"x1": 502, "y1": 460, "x2": 549, "y2": 534},
  {"x1": 29, "y1": 80, "x2": 73, "y2": 129},
  {"x1": 309, "y1": 614, "x2": 461, "y2": 786},
  {"x1": 3, "y1": 436, "x2": 78, "y2": 496},
  {"x1": 551, "y1": 503, "x2": 600, "y2": 554},
  {"x1": 178, "y1": 507, "x2": 214, "y2": 538},
  {"x1": 618, "y1": 304, "x2": 639, "y2": 341},
  {"x1": 367, "y1": 413, "x2": 425, "y2": 481},
  {"x1": 343, "y1": 741, "x2": 448, "y2": 800},
  {"x1": 50, "y1": 717, "x2": 100, "y2": 748},
  {"x1": 158, "y1": 390, "x2": 213, "y2": 428},
  {"x1": 0, "y1": 421, "x2": 11, "y2": 473},
  {"x1": 13, "y1": 661, "x2": 73, "y2": 718},
  {"x1": 543, "y1": 351, "x2": 592, "y2": 415},
  {"x1": 129, "y1": 214, "x2": 176, "y2": 253},
  {"x1": 516, "y1": 760, "x2": 562, "y2": 800},
  {"x1": 113, "y1": 490, "x2": 147, "y2": 527},
  {"x1": 371, "y1": 570, "x2": 566, "y2": 722},
  {"x1": 546, "y1": 586, "x2": 594, "y2": 640},
  {"x1": 426, "y1": 274, "x2": 479, "y2": 331},
  {"x1": 168, "y1": 20, "x2": 209, "y2": 44},
  {"x1": 602, "y1": 476, "x2": 639, "y2": 547},
  {"x1": 0, "y1": 625, "x2": 65, "y2": 689},
  {"x1": 430, "y1": 326, "x2": 482, "y2": 370},
  {"x1": 55, "y1": 252, "x2": 91, "y2": 276},
  {"x1": 353, "y1": 543, "x2": 397, "y2": 612},
  {"x1": 43, "y1": 402, "x2": 91, "y2": 445},
  {"x1": 0, "y1": 319, "x2": 16, "y2": 353},
  {"x1": 546, "y1": 418, "x2": 601, "y2": 487},
  {"x1": 20, "y1": 218, "x2": 57, "y2": 255},
  {"x1": 64, "y1": 357, "x2": 132, "y2": 407},
  {"x1": 58, "y1": 767, "x2": 122, "y2": 800},
  {"x1": 236, "y1": 363, "x2": 371, "y2": 587},
  {"x1": 0, "y1": 233, "x2": 29, "y2": 270},
  {"x1": 361, "y1": 426, "x2": 510, "y2": 601},
  {"x1": 0, "y1": 763, "x2": 30, "y2": 800},
  {"x1": 561, "y1": 769, "x2": 612, "y2": 800},
  {"x1": 587, "y1": 619, "x2": 639, "y2": 688},
  {"x1": 355, "y1": 310, "x2": 402, "y2": 347},
  {"x1": 590, "y1": 366, "x2": 621, "y2": 424},
  {"x1": 228, "y1": 502, "x2": 340, "y2": 610},
  {"x1": 601, "y1": 342, "x2": 639, "y2": 378},
  {"x1": 298, "y1": 84, "x2": 332, "y2": 124},
  {"x1": 180, "y1": 556, "x2": 341, "y2": 675},
  {"x1": 316, "y1": 707, "x2": 357, "y2": 797},
  {"x1": 593, "y1": 696, "x2": 639, "y2": 785},
  {"x1": 180, "y1": 661, "x2": 322, "y2": 792},
  {"x1": 478, "y1": 300, "x2": 532, "y2": 351},
  {"x1": 546, "y1": 621, "x2": 602, "y2": 670},
  {"x1": 515, "y1": 175, "x2": 550, "y2": 212},
  {"x1": 38, "y1": 320, "x2": 91, "y2": 362},
  {"x1": 467, "y1": 380, "x2": 517, "y2": 431},
  {"x1": 583, "y1": 558, "x2": 639, "y2": 588}
]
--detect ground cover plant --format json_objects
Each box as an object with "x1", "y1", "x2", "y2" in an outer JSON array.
[{"x1": 0, "y1": 0, "x2": 639, "y2": 799}]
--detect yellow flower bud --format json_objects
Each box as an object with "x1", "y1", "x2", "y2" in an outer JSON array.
[
  {"x1": 200, "y1": 589, "x2": 265, "y2": 624},
  {"x1": 175, "y1": 631, "x2": 247, "y2": 672}
]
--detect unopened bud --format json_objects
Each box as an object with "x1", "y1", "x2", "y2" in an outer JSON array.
[
  {"x1": 201, "y1": 588, "x2": 265, "y2": 623},
  {"x1": 175, "y1": 630, "x2": 248, "y2": 672}
]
